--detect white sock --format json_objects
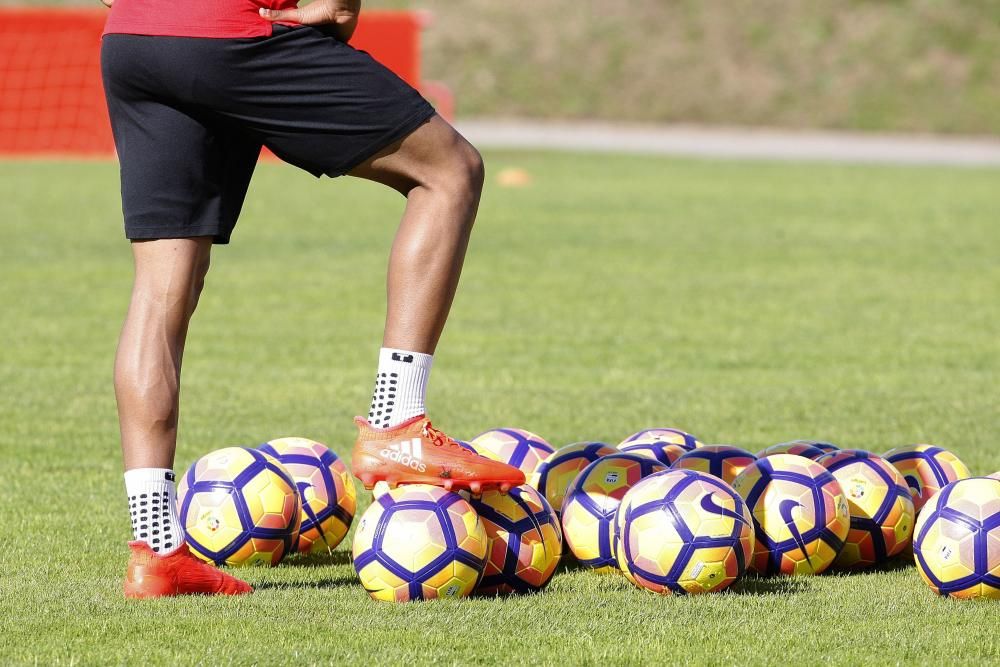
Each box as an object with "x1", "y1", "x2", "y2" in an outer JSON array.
[
  {"x1": 124, "y1": 468, "x2": 184, "y2": 555},
  {"x1": 368, "y1": 347, "x2": 433, "y2": 429}
]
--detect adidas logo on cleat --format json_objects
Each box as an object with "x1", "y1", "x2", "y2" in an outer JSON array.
[{"x1": 380, "y1": 438, "x2": 427, "y2": 473}]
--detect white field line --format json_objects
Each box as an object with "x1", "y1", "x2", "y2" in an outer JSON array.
[{"x1": 456, "y1": 119, "x2": 1000, "y2": 167}]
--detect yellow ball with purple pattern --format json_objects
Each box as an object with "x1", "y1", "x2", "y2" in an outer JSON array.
[
  {"x1": 619, "y1": 428, "x2": 701, "y2": 450},
  {"x1": 530, "y1": 441, "x2": 618, "y2": 514},
  {"x1": 756, "y1": 441, "x2": 833, "y2": 461},
  {"x1": 258, "y1": 437, "x2": 356, "y2": 554},
  {"x1": 471, "y1": 428, "x2": 555, "y2": 477},
  {"x1": 352, "y1": 484, "x2": 487, "y2": 602},
  {"x1": 614, "y1": 470, "x2": 754, "y2": 594},
  {"x1": 731, "y1": 454, "x2": 850, "y2": 575},
  {"x1": 471, "y1": 485, "x2": 562, "y2": 595},
  {"x1": 619, "y1": 441, "x2": 691, "y2": 466},
  {"x1": 884, "y1": 444, "x2": 971, "y2": 514},
  {"x1": 913, "y1": 477, "x2": 1000, "y2": 599},
  {"x1": 816, "y1": 449, "x2": 915, "y2": 568},
  {"x1": 560, "y1": 453, "x2": 668, "y2": 571},
  {"x1": 178, "y1": 447, "x2": 301, "y2": 567},
  {"x1": 671, "y1": 445, "x2": 758, "y2": 485}
]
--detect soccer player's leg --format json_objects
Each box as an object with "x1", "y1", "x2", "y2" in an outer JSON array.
[
  {"x1": 102, "y1": 34, "x2": 259, "y2": 597},
  {"x1": 347, "y1": 116, "x2": 524, "y2": 493},
  {"x1": 116, "y1": 239, "x2": 252, "y2": 598},
  {"x1": 202, "y1": 27, "x2": 523, "y2": 492}
]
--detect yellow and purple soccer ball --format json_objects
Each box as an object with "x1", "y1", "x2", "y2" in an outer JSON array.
[
  {"x1": 561, "y1": 453, "x2": 668, "y2": 571},
  {"x1": 614, "y1": 470, "x2": 754, "y2": 595},
  {"x1": 178, "y1": 446, "x2": 301, "y2": 567},
  {"x1": 619, "y1": 428, "x2": 701, "y2": 450},
  {"x1": 884, "y1": 444, "x2": 971, "y2": 513},
  {"x1": 470, "y1": 485, "x2": 562, "y2": 595},
  {"x1": 619, "y1": 441, "x2": 690, "y2": 466},
  {"x1": 913, "y1": 477, "x2": 1000, "y2": 600},
  {"x1": 530, "y1": 441, "x2": 618, "y2": 514},
  {"x1": 756, "y1": 441, "x2": 833, "y2": 461},
  {"x1": 258, "y1": 437, "x2": 357, "y2": 554},
  {"x1": 816, "y1": 449, "x2": 915, "y2": 568},
  {"x1": 352, "y1": 484, "x2": 488, "y2": 602},
  {"x1": 731, "y1": 454, "x2": 850, "y2": 575},
  {"x1": 471, "y1": 428, "x2": 555, "y2": 477},
  {"x1": 671, "y1": 445, "x2": 758, "y2": 485}
]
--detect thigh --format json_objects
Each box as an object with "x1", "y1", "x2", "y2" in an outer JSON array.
[
  {"x1": 205, "y1": 26, "x2": 437, "y2": 178},
  {"x1": 102, "y1": 35, "x2": 261, "y2": 245}
]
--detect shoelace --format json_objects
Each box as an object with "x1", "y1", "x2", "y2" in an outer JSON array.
[{"x1": 423, "y1": 422, "x2": 473, "y2": 455}]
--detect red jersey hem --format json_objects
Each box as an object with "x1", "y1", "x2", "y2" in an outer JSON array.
[{"x1": 103, "y1": 19, "x2": 275, "y2": 39}]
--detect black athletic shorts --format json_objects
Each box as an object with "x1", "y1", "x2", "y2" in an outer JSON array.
[{"x1": 101, "y1": 25, "x2": 436, "y2": 243}]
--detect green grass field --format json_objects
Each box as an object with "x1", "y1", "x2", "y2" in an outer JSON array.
[{"x1": 1, "y1": 153, "x2": 998, "y2": 665}]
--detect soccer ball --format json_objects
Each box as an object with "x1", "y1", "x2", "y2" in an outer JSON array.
[
  {"x1": 561, "y1": 453, "x2": 668, "y2": 571},
  {"x1": 731, "y1": 454, "x2": 850, "y2": 575},
  {"x1": 884, "y1": 444, "x2": 971, "y2": 513},
  {"x1": 614, "y1": 470, "x2": 754, "y2": 595},
  {"x1": 454, "y1": 439, "x2": 478, "y2": 454},
  {"x1": 756, "y1": 441, "x2": 831, "y2": 461},
  {"x1": 470, "y1": 428, "x2": 555, "y2": 477},
  {"x1": 352, "y1": 484, "x2": 488, "y2": 602},
  {"x1": 471, "y1": 485, "x2": 562, "y2": 594},
  {"x1": 530, "y1": 441, "x2": 618, "y2": 514},
  {"x1": 258, "y1": 437, "x2": 357, "y2": 554},
  {"x1": 816, "y1": 449, "x2": 915, "y2": 568},
  {"x1": 913, "y1": 477, "x2": 1000, "y2": 599},
  {"x1": 671, "y1": 445, "x2": 758, "y2": 485},
  {"x1": 619, "y1": 428, "x2": 701, "y2": 450},
  {"x1": 619, "y1": 442, "x2": 691, "y2": 466},
  {"x1": 178, "y1": 447, "x2": 301, "y2": 567}
]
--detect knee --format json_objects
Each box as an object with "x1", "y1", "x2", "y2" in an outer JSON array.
[
  {"x1": 452, "y1": 139, "x2": 485, "y2": 198},
  {"x1": 421, "y1": 136, "x2": 484, "y2": 203}
]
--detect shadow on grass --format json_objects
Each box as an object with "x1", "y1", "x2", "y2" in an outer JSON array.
[
  {"x1": 281, "y1": 550, "x2": 353, "y2": 568},
  {"x1": 727, "y1": 576, "x2": 813, "y2": 596},
  {"x1": 253, "y1": 575, "x2": 357, "y2": 591}
]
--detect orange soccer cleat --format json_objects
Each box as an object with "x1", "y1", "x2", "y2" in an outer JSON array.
[
  {"x1": 124, "y1": 541, "x2": 253, "y2": 599},
  {"x1": 351, "y1": 415, "x2": 525, "y2": 494}
]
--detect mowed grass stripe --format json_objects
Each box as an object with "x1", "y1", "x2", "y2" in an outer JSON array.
[{"x1": 0, "y1": 154, "x2": 998, "y2": 665}]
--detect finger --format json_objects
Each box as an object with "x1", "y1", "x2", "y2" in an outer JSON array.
[
  {"x1": 259, "y1": 7, "x2": 303, "y2": 23},
  {"x1": 101, "y1": 0, "x2": 114, "y2": 7}
]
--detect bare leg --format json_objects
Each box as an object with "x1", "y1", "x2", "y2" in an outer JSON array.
[
  {"x1": 349, "y1": 115, "x2": 485, "y2": 354},
  {"x1": 115, "y1": 237, "x2": 212, "y2": 470}
]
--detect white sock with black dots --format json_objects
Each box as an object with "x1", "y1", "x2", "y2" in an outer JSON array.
[
  {"x1": 367, "y1": 347, "x2": 433, "y2": 429},
  {"x1": 124, "y1": 468, "x2": 184, "y2": 555}
]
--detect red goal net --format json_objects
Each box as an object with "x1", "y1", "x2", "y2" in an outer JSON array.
[{"x1": 0, "y1": 8, "x2": 449, "y2": 157}]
